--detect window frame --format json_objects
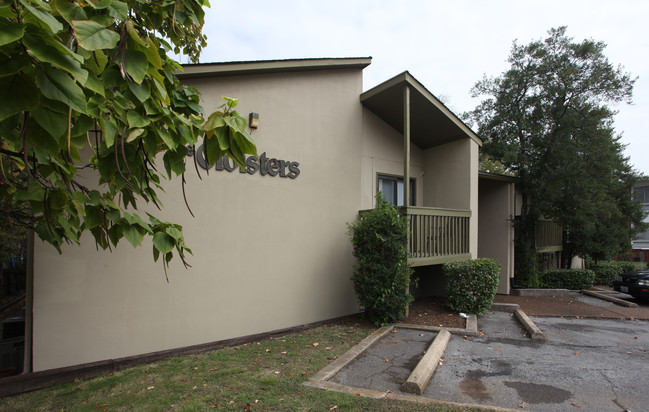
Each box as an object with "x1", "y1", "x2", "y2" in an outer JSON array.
[{"x1": 377, "y1": 173, "x2": 415, "y2": 207}]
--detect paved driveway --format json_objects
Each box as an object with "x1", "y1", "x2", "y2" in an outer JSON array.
[
  {"x1": 428, "y1": 312, "x2": 647, "y2": 411},
  {"x1": 323, "y1": 293, "x2": 649, "y2": 411}
]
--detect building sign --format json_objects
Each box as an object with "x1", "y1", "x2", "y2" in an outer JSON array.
[{"x1": 189, "y1": 144, "x2": 300, "y2": 179}]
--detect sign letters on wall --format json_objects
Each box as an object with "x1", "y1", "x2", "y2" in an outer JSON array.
[{"x1": 189, "y1": 144, "x2": 300, "y2": 179}]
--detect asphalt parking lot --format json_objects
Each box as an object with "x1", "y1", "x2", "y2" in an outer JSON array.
[
  {"x1": 314, "y1": 290, "x2": 649, "y2": 411},
  {"x1": 428, "y1": 312, "x2": 648, "y2": 411}
]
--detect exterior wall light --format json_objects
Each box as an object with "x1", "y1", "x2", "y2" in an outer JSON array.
[{"x1": 249, "y1": 112, "x2": 259, "y2": 128}]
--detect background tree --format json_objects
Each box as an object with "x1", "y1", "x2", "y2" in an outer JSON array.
[
  {"x1": 468, "y1": 27, "x2": 646, "y2": 284},
  {"x1": 0, "y1": 0, "x2": 256, "y2": 278}
]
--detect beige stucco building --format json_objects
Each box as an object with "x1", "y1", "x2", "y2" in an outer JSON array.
[{"x1": 26, "y1": 57, "x2": 511, "y2": 373}]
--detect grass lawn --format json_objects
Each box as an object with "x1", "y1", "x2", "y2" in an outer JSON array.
[{"x1": 0, "y1": 322, "x2": 489, "y2": 411}]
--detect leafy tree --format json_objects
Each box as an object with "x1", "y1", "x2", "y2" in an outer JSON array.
[
  {"x1": 468, "y1": 27, "x2": 646, "y2": 284},
  {"x1": 479, "y1": 153, "x2": 512, "y2": 176},
  {"x1": 0, "y1": 0, "x2": 257, "y2": 278}
]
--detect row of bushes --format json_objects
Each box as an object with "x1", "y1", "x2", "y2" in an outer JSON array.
[
  {"x1": 537, "y1": 260, "x2": 636, "y2": 290},
  {"x1": 538, "y1": 269, "x2": 595, "y2": 290},
  {"x1": 588, "y1": 261, "x2": 635, "y2": 285}
]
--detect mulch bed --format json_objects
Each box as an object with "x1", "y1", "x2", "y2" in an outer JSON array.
[
  {"x1": 403, "y1": 297, "x2": 466, "y2": 328},
  {"x1": 332, "y1": 293, "x2": 649, "y2": 330},
  {"x1": 494, "y1": 294, "x2": 649, "y2": 320}
]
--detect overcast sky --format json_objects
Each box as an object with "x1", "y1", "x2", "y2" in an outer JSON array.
[{"x1": 192, "y1": 0, "x2": 648, "y2": 175}]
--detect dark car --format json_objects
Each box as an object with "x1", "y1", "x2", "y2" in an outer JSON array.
[{"x1": 613, "y1": 270, "x2": 649, "y2": 300}]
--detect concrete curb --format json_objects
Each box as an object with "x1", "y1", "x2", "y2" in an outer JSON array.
[
  {"x1": 490, "y1": 302, "x2": 520, "y2": 313},
  {"x1": 491, "y1": 302, "x2": 547, "y2": 341},
  {"x1": 398, "y1": 313, "x2": 479, "y2": 336},
  {"x1": 514, "y1": 309, "x2": 546, "y2": 341},
  {"x1": 401, "y1": 329, "x2": 451, "y2": 395},
  {"x1": 510, "y1": 288, "x2": 575, "y2": 297},
  {"x1": 305, "y1": 323, "x2": 519, "y2": 412},
  {"x1": 581, "y1": 289, "x2": 639, "y2": 308},
  {"x1": 306, "y1": 325, "x2": 393, "y2": 383}
]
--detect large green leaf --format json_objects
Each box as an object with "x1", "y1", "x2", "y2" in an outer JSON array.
[
  {"x1": 157, "y1": 126, "x2": 178, "y2": 150},
  {"x1": 72, "y1": 20, "x2": 120, "y2": 51},
  {"x1": 106, "y1": 1, "x2": 128, "y2": 20},
  {"x1": 123, "y1": 213, "x2": 151, "y2": 231},
  {"x1": 213, "y1": 126, "x2": 229, "y2": 150},
  {"x1": 233, "y1": 130, "x2": 257, "y2": 156},
  {"x1": 52, "y1": 0, "x2": 88, "y2": 23},
  {"x1": 126, "y1": 128, "x2": 145, "y2": 143},
  {"x1": 125, "y1": 20, "x2": 147, "y2": 47},
  {"x1": 224, "y1": 111, "x2": 247, "y2": 133},
  {"x1": 123, "y1": 224, "x2": 145, "y2": 248},
  {"x1": 127, "y1": 111, "x2": 150, "y2": 128},
  {"x1": 37, "y1": 67, "x2": 87, "y2": 114},
  {"x1": 124, "y1": 49, "x2": 148, "y2": 84},
  {"x1": 83, "y1": 72, "x2": 106, "y2": 96},
  {"x1": 139, "y1": 37, "x2": 163, "y2": 70},
  {"x1": 153, "y1": 232, "x2": 175, "y2": 255},
  {"x1": 128, "y1": 80, "x2": 151, "y2": 102},
  {"x1": 203, "y1": 138, "x2": 225, "y2": 167},
  {"x1": 23, "y1": 33, "x2": 88, "y2": 83},
  {"x1": 163, "y1": 148, "x2": 187, "y2": 177},
  {"x1": 31, "y1": 103, "x2": 68, "y2": 139},
  {"x1": 28, "y1": 120, "x2": 62, "y2": 156},
  {"x1": 0, "y1": 72, "x2": 39, "y2": 121},
  {"x1": 19, "y1": 0, "x2": 63, "y2": 33},
  {"x1": 204, "y1": 111, "x2": 225, "y2": 130},
  {"x1": 15, "y1": 182, "x2": 45, "y2": 202},
  {"x1": 84, "y1": 49, "x2": 109, "y2": 75},
  {"x1": 0, "y1": 53, "x2": 31, "y2": 78},
  {"x1": 0, "y1": 21, "x2": 26, "y2": 46}
]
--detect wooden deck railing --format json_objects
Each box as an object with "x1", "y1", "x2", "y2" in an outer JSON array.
[
  {"x1": 402, "y1": 206, "x2": 471, "y2": 266},
  {"x1": 358, "y1": 206, "x2": 472, "y2": 267},
  {"x1": 535, "y1": 220, "x2": 563, "y2": 253}
]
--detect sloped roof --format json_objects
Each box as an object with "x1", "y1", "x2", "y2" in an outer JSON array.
[
  {"x1": 178, "y1": 57, "x2": 372, "y2": 79},
  {"x1": 361, "y1": 71, "x2": 482, "y2": 149}
]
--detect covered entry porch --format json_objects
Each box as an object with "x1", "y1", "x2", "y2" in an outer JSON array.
[{"x1": 359, "y1": 71, "x2": 481, "y2": 267}]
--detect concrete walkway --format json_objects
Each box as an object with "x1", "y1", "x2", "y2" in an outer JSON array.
[{"x1": 306, "y1": 292, "x2": 649, "y2": 411}]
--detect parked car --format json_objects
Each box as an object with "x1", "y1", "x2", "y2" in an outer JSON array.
[{"x1": 613, "y1": 270, "x2": 649, "y2": 300}]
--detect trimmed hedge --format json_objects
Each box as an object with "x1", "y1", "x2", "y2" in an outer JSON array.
[
  {"x1": 588, "y1": 261, "x2": 636, "y2": 286},
  {"x1": 443, "y1": 258, "x2": 500, "y2": 316},
  {"x1": 539, "y1": 269, "x2": 595, "y2": 290},
  {"x1": 347, "y1": 195, "x2": 413, "y2": 327}
]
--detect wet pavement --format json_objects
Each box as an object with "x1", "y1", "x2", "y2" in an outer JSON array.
[
  {"x1": 427, "y1": 313, "x2": 648, "y2": 411},
  {"x1": 314, "y1": 291, "x2": 649, "y2": 411}
]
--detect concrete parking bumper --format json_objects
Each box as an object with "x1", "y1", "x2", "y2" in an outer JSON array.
[{"x1": 401, "y1": 329, "x2": 451, "y2": 395}]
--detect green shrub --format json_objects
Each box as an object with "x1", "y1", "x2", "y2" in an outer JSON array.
[
  {"x1": 539, "y1": 269, "x2": 595, "y2": 290},
  {"x1": 347, "y1": 195, "x2": 413, "y2": 327},
  {"x1": 612, "y1": 261, "x2": 636, "y2": 274},
  {"x1": 443, "y1": 258, "x2": 500, "y2": 316},
  {"x1": 588, "y1": 261, "x2": 636, "y2": 285}
]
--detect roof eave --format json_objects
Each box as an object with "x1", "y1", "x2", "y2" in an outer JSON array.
[
  {"x1": 361, "y1": 71, "x2": 483, "y2": 148},
  {"x1": 177, "y1": 57, "x2": 372, "y2": 79}
]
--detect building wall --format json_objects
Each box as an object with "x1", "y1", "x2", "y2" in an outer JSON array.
[
  {"x1": 32, "y1": 68, "x2": 367, "y2": 371},
  {"x1": 360, "y1": 108, "x2": 424, "y2": 209},
  {"x1": 478, "y1": 177, "x2": 515, "y2": 294},
  {"x1": 422, "y1": 138, "x2": 480, "y2": 256}
]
